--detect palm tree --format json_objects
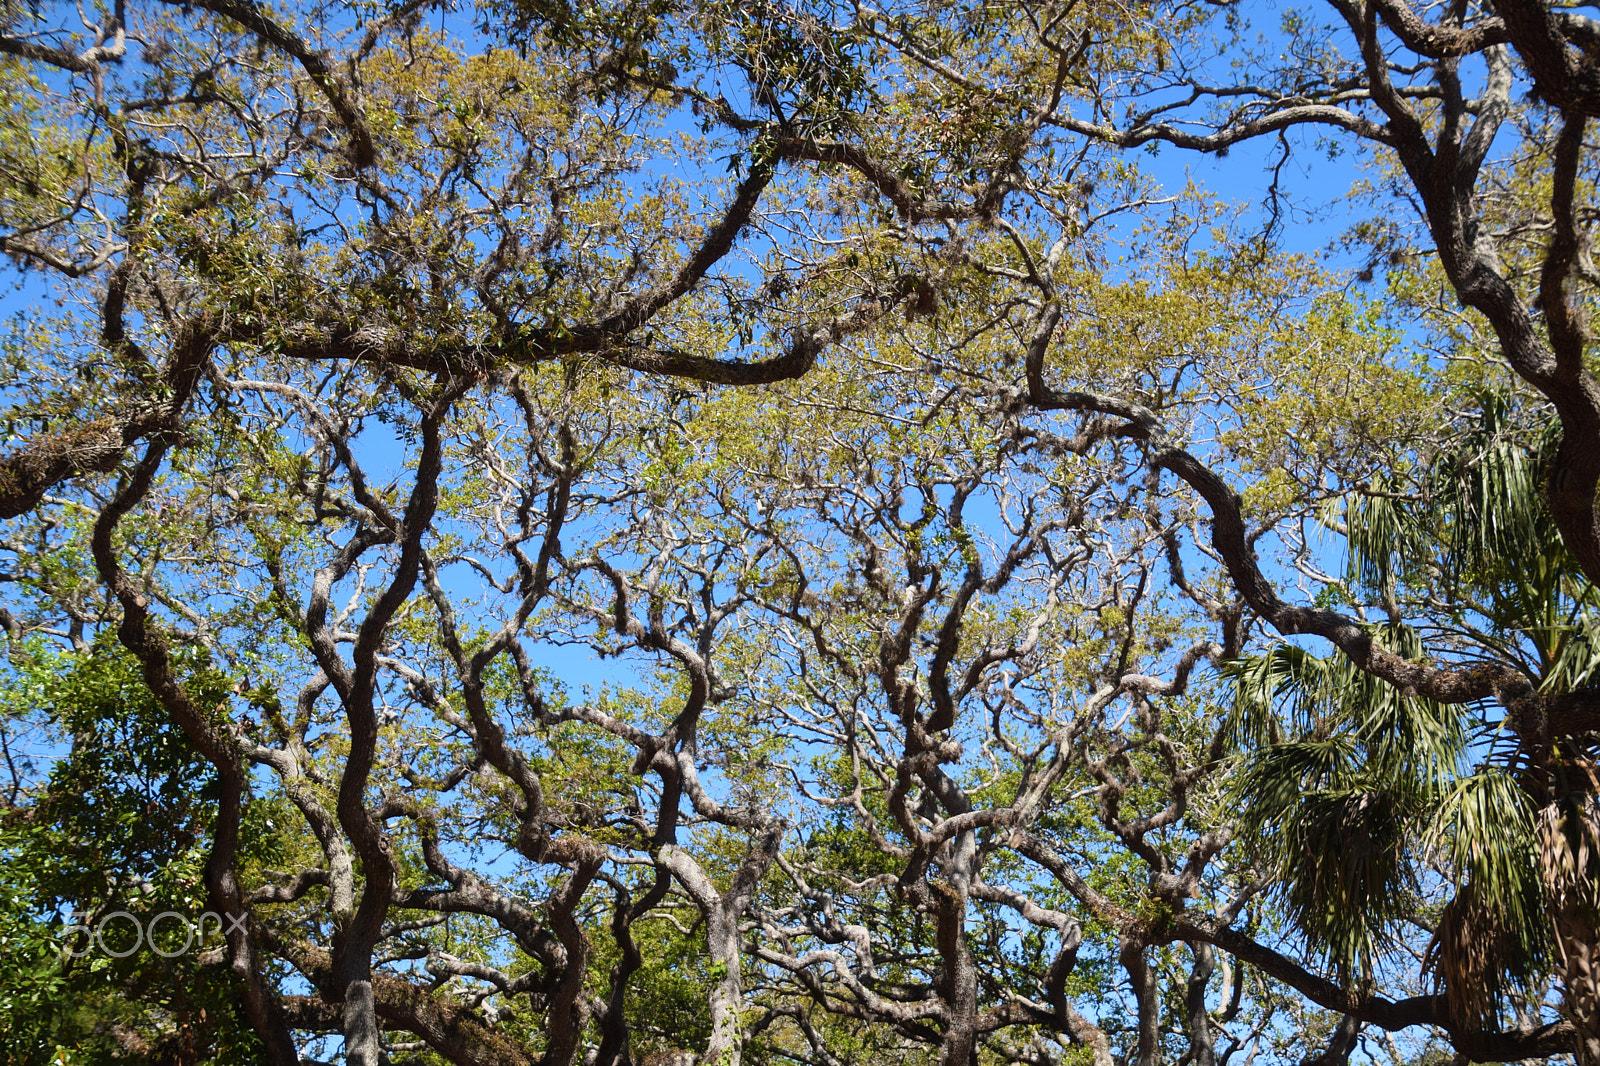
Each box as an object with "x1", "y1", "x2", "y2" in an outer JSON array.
[{"x1": 1229, "y1": 399, "x2": 1600, "y2": 1062}]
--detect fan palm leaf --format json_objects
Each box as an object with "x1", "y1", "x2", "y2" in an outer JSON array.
[{"x1": 1229, "y1": 632, "x2": 1461, "y2": 979}]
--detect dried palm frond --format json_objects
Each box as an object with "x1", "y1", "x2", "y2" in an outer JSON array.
[{"x1": 1431, "y1": 886, "x2": 1523, "y2": 1026}]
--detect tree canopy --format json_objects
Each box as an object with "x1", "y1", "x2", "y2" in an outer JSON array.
[{"x1": 0, "y1": 1, "x2": 1597, "y2": 1065}]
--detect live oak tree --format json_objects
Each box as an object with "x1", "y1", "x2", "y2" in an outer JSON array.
[
  {"x1": 827, "y1": 0, "x2": 1600, "y2": 1061},
  {"x1": 0, "y1": 1, "x2": 1597, "y2": 1066}
]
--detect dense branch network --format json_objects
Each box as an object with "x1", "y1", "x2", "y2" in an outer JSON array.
[{"x1": 1, "y1": 2, "x2": 1598, "y2": 1066}]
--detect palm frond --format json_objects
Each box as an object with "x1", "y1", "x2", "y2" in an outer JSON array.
[
  {"x1": 1428, "y1": 768, "x2": 1544, "y2": 931},
  {"x1": 1230, "y1": 625, "x2": 1471, "y2": 978},
  {"x1": 1234, "y1": 737, "x2": 1360, "y2": 831},
  {"x1": 1537, "y1": 767, "x2": 1600, "y2": 916},
  {"x1": 1225, "y1": 645, "x2": 1339, "y2": 747},
  {"x1": 1540, "y1": 611, "x2": 1600, "y2": 694},
  {"x1": 1229, "y1": 627, "x2": 1465, "y2": 783},
  {"x1": 1234, "y1": 397, "x2": 1591, "y2": 1008},
  {"x1": 1276, "y1": 785, "x2": 1417, "y2": 978},
  {"x1": 1341, "y1": 482, "x2": 1424, "y2": 597},
  {"x1": 1426, "y1": 398, "x2": 1572, "y2": 594},
  {"x1": 1425, "y1": 768, "x2": 1551, "y2": 1023}
]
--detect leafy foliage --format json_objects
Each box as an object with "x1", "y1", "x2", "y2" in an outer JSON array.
[{"x1": 0, "y1": 639, "x2": 263, "y2": 1064}]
